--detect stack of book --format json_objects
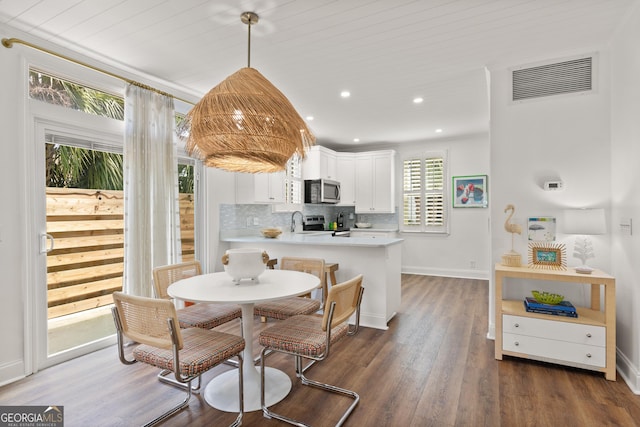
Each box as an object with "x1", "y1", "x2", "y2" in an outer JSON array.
[{"x1": 523, "y1": 297, "x2": 578, "y2": 318}]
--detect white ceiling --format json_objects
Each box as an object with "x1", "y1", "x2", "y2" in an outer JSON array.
[{"x1": 0, "y1": 0, "x2": 636, "y2": 148}]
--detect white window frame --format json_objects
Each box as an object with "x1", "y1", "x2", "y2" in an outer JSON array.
[
  {"x1": 401, "y1": 150, "x2": 449, "y2": 234},
  {"x1": 272, "y1": 154, "x2": 303, "y2": 212}
]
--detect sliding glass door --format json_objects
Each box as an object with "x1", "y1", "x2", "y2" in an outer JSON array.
[{"x1": 32, "y1": 116, "x2": 124, "y2": 370}]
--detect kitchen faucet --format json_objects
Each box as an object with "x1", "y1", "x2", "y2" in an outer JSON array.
[{"x1": 291, "y1": 210, "x2": 303, "y2": 232}]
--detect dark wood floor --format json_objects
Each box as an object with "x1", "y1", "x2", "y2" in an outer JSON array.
[{"x1": 2, "y1": 274, "x2": 640, "y2": 427}]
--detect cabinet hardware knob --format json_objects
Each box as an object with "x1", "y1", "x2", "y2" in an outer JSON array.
[
  {"x1": 586, "y1": 333, "x2": 592, "y2": 338},
  {"x1": 514, "y1": 323, "x2": 519, "y2": 328},
  {"x1": 514, "y1": 342, "x2": 519, "y2": 346},
  {"x1": 586, "y1": 353, "x2": 592, "y2": 358}
]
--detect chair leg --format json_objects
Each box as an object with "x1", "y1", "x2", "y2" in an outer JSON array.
[
  {"x1": 157, "y1": 370, "x2": 202, "y2": 392},
  {"x1": 230, "y1": 353, "x2": 244, "y2": 427},
  {"x1": 298, "y1": 358, "x2": 359, "y2": 427},
  {"x1": 149, "y1": 354, "x2": 244, "y2": 427},
  {"x1": 261, "y1": 352, "x2": 359, "y2": 427},
  {"x1": 143, "y1": 379, "x2": 194, "y2": 427}
]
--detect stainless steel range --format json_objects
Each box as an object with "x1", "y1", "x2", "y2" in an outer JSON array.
[{"x1": 303, "y1": 215, "x2": 325, "y2": 231}]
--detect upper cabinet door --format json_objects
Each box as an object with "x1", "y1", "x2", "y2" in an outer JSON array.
[
  {"x1": 254, "y1": 171, "x2": 285, "y2": 203},
  {"x1": 302, "y1": 146, "x2": 336, "y2": 180},
  {"x1": 355, "y1": 150, "x2": 395, "y2": 213},
  {"x1": 336, "y1": 153, "x2": 355, "y2": 205},
  {"x1": 236, "y1": 171, "x2": 285, "y2": 204}
]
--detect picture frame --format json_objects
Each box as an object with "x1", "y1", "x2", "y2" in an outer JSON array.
[
  {"x1": 528, "y1": 242, "x2": 567, "y2": 270},
  {"x1": 453, "y1": 175, "x2": 488, "y2": 208},
  {"x1": 528, "y1": 217, "x2": 556, "y2": 241}
]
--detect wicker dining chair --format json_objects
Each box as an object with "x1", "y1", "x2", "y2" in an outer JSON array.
[
  {"x1": 258, "y1": 274, "x2": 364, "y2": 426},
  {"x1": 153, "y1": 260, "x2": 243, "y2": 380},
  {"x1": 111, "y1": 292, "x2": 245, "y2": 427},
  {"x1": 254, "y1": 257, "x2": 324, "y2": 322},
  {"x1": 153, "y1": 260, "x2": 242, "y2": 330}
]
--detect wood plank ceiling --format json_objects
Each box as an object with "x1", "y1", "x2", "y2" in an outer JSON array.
[{"x1": 0, "y1": 0, "x2": 636, "y2": 147}]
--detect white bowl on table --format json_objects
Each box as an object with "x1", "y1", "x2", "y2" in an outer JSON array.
[{"x1": 222, "y1": 248, "x2": 269, "y2": 284}]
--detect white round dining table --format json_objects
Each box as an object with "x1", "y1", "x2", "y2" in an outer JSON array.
[{"x1": 167, "y1": 269, "x2": 320, "y2": 412}]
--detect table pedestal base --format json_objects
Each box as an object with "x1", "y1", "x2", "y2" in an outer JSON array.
[{"x1": 204, "y1": 367, "x2": 291, "y2": 412}]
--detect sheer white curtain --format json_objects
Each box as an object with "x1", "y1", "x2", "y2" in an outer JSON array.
[{"x1": 123, "y1": 84, "x2": 181, "y2": 296}]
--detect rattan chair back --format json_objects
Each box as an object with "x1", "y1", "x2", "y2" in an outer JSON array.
[
  {"x1": 321, "y1": 274, "x2": 363, "y2": 331},
  {"x1": 281, "y1": 256, "x2": 325, "y2": 295},
  {"x1": 153, "y1": 261, "x2": 202, "y2": 300},
  {"x1": 112, "y1": 291, "x2": 183, "y2": 350}
]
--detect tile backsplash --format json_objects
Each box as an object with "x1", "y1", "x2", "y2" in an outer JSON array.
[{"x1": 220, "y1": 204, "x2": 397, "y2": 233}]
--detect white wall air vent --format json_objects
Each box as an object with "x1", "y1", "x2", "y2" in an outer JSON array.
[{"x1": 512, "y1": 56, "x2": 593, "y2": 101}]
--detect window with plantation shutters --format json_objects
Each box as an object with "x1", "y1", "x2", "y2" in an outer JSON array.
[
  {"x1": 402, "y1": 151, "x2": 448, "y2": 233},
  {"x1": 285, "y1": 153, "x2": 303, "y2": 204},
  {"x1": 272, "y1": 154, "x2": 304, "y2": 212}
]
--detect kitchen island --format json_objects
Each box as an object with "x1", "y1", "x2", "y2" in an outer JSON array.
[{"x1": 221, "y1": 232, "x2": 403, "y2": 330}]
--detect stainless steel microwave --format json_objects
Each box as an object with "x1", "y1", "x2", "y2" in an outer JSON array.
[{"x1": 304, "y1": 179, "x2": 341, "y2": 204}]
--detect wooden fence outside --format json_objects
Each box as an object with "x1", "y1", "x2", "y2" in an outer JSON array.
[{"x1": 46, "y1": 187, "x2": 195, "y2": 319}]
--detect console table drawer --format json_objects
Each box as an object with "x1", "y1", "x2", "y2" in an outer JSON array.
[
  {"x1": 503, "y1": 315, "x2": 605, "y2": 347},
  {"x1": 503, "y1": 332, "x2": 606, "y2": 367}
]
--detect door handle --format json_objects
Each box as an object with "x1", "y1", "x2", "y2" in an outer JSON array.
[{"x1": 40, "y1": 233, "x2": 54, "y2": 254}]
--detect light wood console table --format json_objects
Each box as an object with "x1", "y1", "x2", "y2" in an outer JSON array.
[{"x1": 494, "y1": 264, "x2": 616, "y2": 381}]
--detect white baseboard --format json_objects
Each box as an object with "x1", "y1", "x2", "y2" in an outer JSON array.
[
  {"x1": 0, "y1": 359, "x2": 25, "y2": 387},
  {"x1": 616, "y1": 348, "x2": 640, "y2": 394},
  {"x1": 486, "y1": 322, "x2": 496, "y2": 340},
  {"x1": 359, "y1": 312, "x2": 390, "y2": 331}
]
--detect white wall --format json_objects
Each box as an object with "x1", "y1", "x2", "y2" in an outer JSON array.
[
  {"x1": 488, "y1": 51, "x2": 612, "y2": 339},
  {"x1": 610, "y1": 3, "x2": 640, "y2": 392},
  {"x1": 0, "y1": 27, "x2": 28, "y2": 385},
  {"x1": 204, "y1": 167, "x2": 235, "y2": 274},
  {"x1": 394, "y1": 134, "x2": 491, "y2": 279}
]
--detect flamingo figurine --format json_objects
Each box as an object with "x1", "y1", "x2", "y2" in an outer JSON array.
[{"x1": 504, "y1": 204, "x2": 522, "y2": 253}]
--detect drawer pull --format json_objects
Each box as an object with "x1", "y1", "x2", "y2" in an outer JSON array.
[
  {"x1": 514, "y1": 323, "x2": 519, "y2": 328},
  {"x1": 586, "y1": 333, "x2": 592, "y2": 338},
  {"x1": 586, "y1": 353, "x2": 592, "y2": 358},
  {"x1": 514, "y1": 341, "x2": 519, "y2": 346}
]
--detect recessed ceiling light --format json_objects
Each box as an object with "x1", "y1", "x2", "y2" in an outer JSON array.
[
  {"x1": 435, "y1": 128, "x2": 443, "y2": 133},
  {"x1": 353, "y1": 138, "x2": 360, "y2": 142},
  {"x1": 340, "y1": 91, "x2": 351, "y2": 98},
  {"x1": 413, "y1": 97, "x2": 423, "y2": 104},
  {"x1": 306, "y1": 116, "x2": 314, "y2": 121}
]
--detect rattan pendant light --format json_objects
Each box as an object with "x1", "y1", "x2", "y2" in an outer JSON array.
[{"x1": 185, "y1": 11, "x2": 315, "y2": 173}]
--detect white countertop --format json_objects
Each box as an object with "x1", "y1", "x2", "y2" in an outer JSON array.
[
  {"x1": 221, "y1": 231, "x2": 403, "y2": 247},
  {"x1": 350, "y1": 227, "x2": 398, "y2": 232}
]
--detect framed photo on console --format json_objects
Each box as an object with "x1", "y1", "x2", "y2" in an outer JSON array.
[{"x1": 528, "y1": 242, "x2": 567, "y2": 270}]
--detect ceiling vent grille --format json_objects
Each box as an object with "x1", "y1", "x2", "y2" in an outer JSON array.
[{"x1": 512, "y1": 56, "x2": 593, "y2": 101}]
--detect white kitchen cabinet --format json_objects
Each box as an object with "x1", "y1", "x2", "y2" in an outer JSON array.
[
  {"x1": 335, "y1": 153, "x2": 355, "y2": 205},
  {"x1": 302, "y1": 145, "x2": 337, "y2": 180},
  {"x1": 494, "y1": 264, "x2": 616, "y2": 381},
  {"x1": 235, "y1": 171, "x2": 285, "y2": 204},
  {"x1": 355, "y1": 150, "x2": 395, "y2": 213}
]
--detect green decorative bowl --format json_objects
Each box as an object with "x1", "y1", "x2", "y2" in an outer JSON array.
[{"x1": 532, "y1": 290, "x2": 564, "y2": 305}]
